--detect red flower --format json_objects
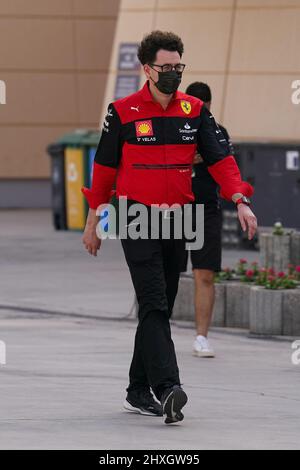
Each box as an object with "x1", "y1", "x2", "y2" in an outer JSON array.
[
  {"x1": 268, "y1": 275, "x2": 275, "y2": 282},
  {"x1": 246, "y1": 269, "x2": 254, "y2": 277},
  {"x1": 268, "y1": 268, "x2": 275, "y2": 275},
  {"x1": 277, "y1": 271, "x2": 285, "y2": 278},
  {"x1": 296, "y1": 266, "x2": 300, "y2": 273},
  {"x1": 239, "y1": 259, "x2": 247, "y2": 264}
]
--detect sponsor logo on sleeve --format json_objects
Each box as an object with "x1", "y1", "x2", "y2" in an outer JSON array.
[{"x1": 102, "y1": 107, "x2": 113, "y2": 133}]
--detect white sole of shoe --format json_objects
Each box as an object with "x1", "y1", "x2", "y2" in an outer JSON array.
[
  {"x1": 193, "y1": 350, "x2": 215, "y2": 358},
  {"x1": 123, "y1": 400, "x2": 159, "y2": 416}
]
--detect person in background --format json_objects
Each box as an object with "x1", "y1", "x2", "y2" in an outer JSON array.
[{"x1": 182, "y1": 82, "x2": 236, "y2": 358}]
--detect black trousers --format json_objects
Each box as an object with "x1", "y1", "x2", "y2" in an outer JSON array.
[{"x1": 120, "y1": 204, "x2": 187, "y2": 401}]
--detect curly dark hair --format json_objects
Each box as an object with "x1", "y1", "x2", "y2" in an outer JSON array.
[{"x1": 137, "y1": 30, "x2": 184, "y2": 65}]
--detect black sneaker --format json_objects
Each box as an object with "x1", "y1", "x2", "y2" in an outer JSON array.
[
  {"x1": 161, "y1": 385, "x2": 188, "y2": 424},
  {"x1": 124, "y1": 389, "x2": 163, "y2": 416}
]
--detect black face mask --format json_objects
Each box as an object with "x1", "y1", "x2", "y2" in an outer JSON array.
[{"x1": 152, "y1": 70, "x2": 182, "y2": 95}]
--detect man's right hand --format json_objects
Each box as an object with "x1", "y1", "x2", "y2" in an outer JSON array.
[
  {"x1": 193, "y1": 153, "x2": 204, "y2": 164},
  {"x1": 82, "y1": 209, "x2": 101, "y2": 257}
]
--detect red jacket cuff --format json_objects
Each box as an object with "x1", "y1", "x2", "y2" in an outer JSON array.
[
  {"x1": 208, "y1": 155, "x2": 254, "y2": 201},
  {"x1": 81, "y1": 162, "x2": 117, "y2": 210}
]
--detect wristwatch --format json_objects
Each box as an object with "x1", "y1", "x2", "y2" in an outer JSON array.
[{"x1": 235, "y1": 196, "x2": 251, "y2": 207}]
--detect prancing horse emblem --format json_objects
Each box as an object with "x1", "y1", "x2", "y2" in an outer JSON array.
[{"x1": 180, "y1": 100, "x2": 191, "y2": 115}]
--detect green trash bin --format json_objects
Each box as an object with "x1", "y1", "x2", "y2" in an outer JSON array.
[
  {"x1": 48, "y1": 129, "x2": 119, "y2": 233},
  {"x1": 47, "y1": 130, "x2": 91, "y2": 230},
  {"x1": 47, "y1": 129, "x2": 92, "y2": 231}
]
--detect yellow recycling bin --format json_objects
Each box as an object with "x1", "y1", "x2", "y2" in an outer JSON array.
[{"x1": 64, "y1": 147, "x2": 86, "y2": 230}]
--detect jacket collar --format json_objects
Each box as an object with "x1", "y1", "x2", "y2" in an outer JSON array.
[{"x1": 140, "y1": 80, "x2": 180, "y2": 103}]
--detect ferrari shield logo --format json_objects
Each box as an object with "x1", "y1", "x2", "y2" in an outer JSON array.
[{"x1": 181, "y1": 100, "x2": 191, "y2": 115}]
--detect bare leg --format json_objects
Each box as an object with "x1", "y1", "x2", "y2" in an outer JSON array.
[{"x1": 193, "y1": 268, "x2": 215, "y2": 337}]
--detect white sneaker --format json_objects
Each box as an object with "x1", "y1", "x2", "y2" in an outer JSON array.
[{"x1": 193, "y1": 335, "x2": 215, "y2": 358}]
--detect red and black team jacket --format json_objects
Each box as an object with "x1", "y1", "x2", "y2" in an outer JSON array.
[{"x1": 81, "y1": 80, "x2": 253, "y2": 210}]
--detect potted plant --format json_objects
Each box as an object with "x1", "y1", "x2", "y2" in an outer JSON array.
[
  {"x1": 259, "y1": 222, "x2": 300, "y2": 272},
  {"x1": 221, "y1": 260, "x2": 258, "y2": 329},
  {"x1": 250, "y1": 270, "x2": 299, "y2": 336}
]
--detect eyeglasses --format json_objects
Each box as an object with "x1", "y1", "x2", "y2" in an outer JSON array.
[{"x1": 149, "y1": 63, "x2": 186, "y2": 73}]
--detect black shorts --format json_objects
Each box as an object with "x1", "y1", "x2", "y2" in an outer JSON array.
[{"x1": 180, "y1": 202, "x2": 223, "y2": 273}]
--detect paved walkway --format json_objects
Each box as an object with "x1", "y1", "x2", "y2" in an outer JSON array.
[
  {"x1": 0, "y1": 309, "x2": 299, "y2": 450},
  {"x1": 1, "y1": 210, "x2": 298, "y2": 450}
]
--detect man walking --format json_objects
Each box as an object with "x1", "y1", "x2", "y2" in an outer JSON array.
[{"x1": 81, "y1": 31, "x2": 257, "y2": 425}]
